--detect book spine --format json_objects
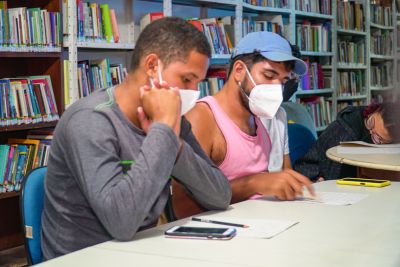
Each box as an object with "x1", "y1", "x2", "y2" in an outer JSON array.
[
  {"x1": 100, "y1": 4, "x2": 113, "y2": 43},
  {"x1": 109, "y1": 9, "x2": 119, "y2": 43}
]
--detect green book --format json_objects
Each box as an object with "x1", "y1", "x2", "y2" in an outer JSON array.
[
  {"x1": 29, "y1": 8, "x2": 41, "y2": 46},
  {"x1": 100, "y1": 4, "x2": 113, "y2": 43}
]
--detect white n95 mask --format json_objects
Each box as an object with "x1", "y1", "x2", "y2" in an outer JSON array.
[
  {"x1": 240, "y1": 65, "x2": 283, "y2": 119},
  {"x1": 179, "y1": 89, "x2": 200, "y2": 115},
  {"x1": 150, "y1": 60, "x2": 200, "y2": 115}
]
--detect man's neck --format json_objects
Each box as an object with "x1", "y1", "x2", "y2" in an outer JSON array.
[
  {"x1": 114, "y1": 70, "x2": 148, "y2": 129},
  {"x1": 214, "y1": 79, "x2": 256, "y2": 134}
]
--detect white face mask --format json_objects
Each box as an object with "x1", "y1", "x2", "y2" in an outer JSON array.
[
  {"x1": 240, "y1": 65, "x2": 283, "y2": 119},
  {"x1": 149, "y1": 60, "x2": 200, "y2": 116}
]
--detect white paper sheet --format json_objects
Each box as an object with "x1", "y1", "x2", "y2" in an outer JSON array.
[
  {"x1": 184, "y1": 217, "x2": 298, "y2": 239},
  {"x1": 294, "y1": 191, "x2": 368, "y2": 206}
]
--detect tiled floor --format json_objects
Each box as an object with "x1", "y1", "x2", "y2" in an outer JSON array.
[{"x1": 0, "y1": 246, "x2": 27, "y2": 267}]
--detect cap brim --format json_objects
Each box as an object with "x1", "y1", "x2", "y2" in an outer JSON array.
[{"x1": 261, "y1": 51, "x2": 308, "y2": 76}]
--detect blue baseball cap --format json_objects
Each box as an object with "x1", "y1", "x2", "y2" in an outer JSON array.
[{"x1": 231, "y1": 32, "x2": 308, "y2": 76}]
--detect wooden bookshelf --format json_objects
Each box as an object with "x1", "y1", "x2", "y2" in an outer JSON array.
[
  {"x1": 0, "y1": 121, "x2": 58, "y2": 134},
  {"x1": 0, "y1": 191, "x2": 20, "y2": 200},
  {"x1": 0, "y1": 0, "x2": 62, "y2": 251},
  {"x1": 0, "y1": 193, "x2": 23, "y2": 250},
  {"x1": 0, "y1": 52, "x2": 61, "y2": 58}
]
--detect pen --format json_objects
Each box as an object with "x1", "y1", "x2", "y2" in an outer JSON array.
[{"x1": 192, "y1": 217, "x2": 249, "y2": 228}]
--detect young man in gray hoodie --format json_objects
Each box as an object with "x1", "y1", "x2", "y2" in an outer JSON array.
[{"x1": 41, "y1": 17, "x2": 231, "y2": 260}]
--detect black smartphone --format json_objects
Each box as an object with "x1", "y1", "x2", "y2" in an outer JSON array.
[{"x1": 165, "y1": 226, "x2": 236, "y2": 240}]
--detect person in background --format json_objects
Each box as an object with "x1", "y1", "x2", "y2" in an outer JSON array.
[
  {"x1": 295, "y1": 101, "x2": 400, "y2": 181},
  {"x1": 41, "y1": 17, "x2": 231, "y2": 260}
]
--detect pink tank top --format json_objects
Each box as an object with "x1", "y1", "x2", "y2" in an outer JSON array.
[{"x1": 199, "y1": 96, "x2": 271, "y2": 182}]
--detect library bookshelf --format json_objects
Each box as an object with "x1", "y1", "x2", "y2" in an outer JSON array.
[
  {"x1": 0, "y1": 0, "x2": 63, "y2": 250},
  {"x1": 1, "y1": 0, "x2": 399, "y2": 252}
]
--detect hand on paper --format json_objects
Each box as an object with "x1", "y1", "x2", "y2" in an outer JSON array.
[{"x1": 255, "y1": 169, "x2": 315, "y2": 201}]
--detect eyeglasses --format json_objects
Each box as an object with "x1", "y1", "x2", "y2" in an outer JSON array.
[
  {"x1": 364, "y1": 115, "x2": 391, "y2": 144},
  {"x1": 288, "y1": 72, "x2": 300, "y2": 82}
]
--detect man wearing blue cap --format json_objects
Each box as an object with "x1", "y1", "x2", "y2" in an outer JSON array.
[{"x1": 173, "y1": 32, "x2": 314, "y2": 213}]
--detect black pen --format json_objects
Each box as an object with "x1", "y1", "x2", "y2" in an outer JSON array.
[{"x1": 192, "y1": 217, "x2": 249, "y2": 228}]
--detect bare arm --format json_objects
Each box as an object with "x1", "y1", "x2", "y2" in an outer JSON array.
[
  {"x1": 185, "y1": 103, "x2": 216, "y2": 158},
  {"x1": 230, "y1": 169, "x2": 314, "y2": 203},
  {"x1": 186, "y1": 103, "x2": 314, "y2": 203},
  {"x1": 283, "y1": 154, "x2": 292, "y2": 169}
]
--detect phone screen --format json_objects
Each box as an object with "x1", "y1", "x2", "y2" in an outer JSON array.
[
  {"x1": 342, "y1": 178, "x2": 386, "y2": 183},
  {"x1": 173, "y1": 226, "x2": 228, "y2": 234}
]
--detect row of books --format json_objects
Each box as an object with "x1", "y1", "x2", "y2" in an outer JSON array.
[
  {"x1": 296, "y1": 21, "x2": 331, "y2": 52},
  {"x1": 295, "y1": 0, "x2": 331, "y2": 15},
  {"x1": 197, "y1": 17, "x2": 234, "y2": 55},
  {"x1": 371, "y1": 62, "x2": 393, "y2": 88},
  {"x1": 140, "y1": 14, "x2": 235, "y2": 55},
  {"x1": 337, "y1": 39, "x2": 365, "y2": 65},
  {"x1": 337, "y1": 70, "x2": 365, "y2": 97},
  {"x1": 337, "y1": 0, "x2": 364, "y2": 32},
  {"x1": 0, "y1": 76, "x2": 59, "y2": 127},
  {"x1": 198, "y1": 78, "x2": 224, "y2": 98},
  {"x1": 139, "y1": 12, "x2": 164, "y2": 32},
  {"x1": 243, "y1": 0, "x2": 289, "y2": 8},
  {"x1": 370, "y1": 30, "x2": 393, "y2": 56},
  {"x1": 0, "y1": 131, "x2": 53, "y2": 192},
  {"x1": 71, "y1": 1, "x2": 120, "y2": 43},
  {"x1": 371, "y1": 2, "x2": 393, "y2": 26},
  {"x1": 298, "y1": 96, "x2": 333, "y2": 128},
  {"x1": 0, "y1": 1, "x2": 62, "y2": 48},
  {"x1": 242, "y1": 15, "x2": 289, "y2": 40},
  {"x1": 76, "y1": 59, "x2": 127, "y2": 99},
  {"x1": 299, "y1": 60, "x2": 325, "y2": 90},
  {"x1": 198, "y1": 69, "x2": 227, "y2": 98},
  {"x1": 337, "y1": 100, "x2": 365, "y2": 113}
]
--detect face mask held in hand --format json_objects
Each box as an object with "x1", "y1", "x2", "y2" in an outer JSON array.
[
  {"x1": 238, "y1": 64, "x2": 283, "y2": 119},
  {"x1": 149, "y1": 60, "x2": 200, "y2": 116}
]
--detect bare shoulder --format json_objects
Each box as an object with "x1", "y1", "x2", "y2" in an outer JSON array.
[
  {"x1": 186, "y1": 102, "x2": 216, "y2": 130},
  {"x1": 185, "y1": 102, "x2": 217, "y2": 155}
]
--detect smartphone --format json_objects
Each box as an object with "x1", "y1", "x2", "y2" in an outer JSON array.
[
  {"x1": 165, "y1": 226, "x2": 236, "y2": 240},
  {"x1": 336, "y1": 178, "x2": 391, "y2": 187}
]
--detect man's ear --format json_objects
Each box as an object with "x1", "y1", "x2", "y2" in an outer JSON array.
[
  {"x1": 143, "y1": 53, "x2": 160, "y2": 78},
  {"x1": 232, "y1": 60, "x2": 247, "y2": 84}
]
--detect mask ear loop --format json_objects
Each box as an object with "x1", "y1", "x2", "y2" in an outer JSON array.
[
  {"x1": 243, "y1": 64, "x2": 257, "y2": 87},
  {"x1": 238, "y1": 81, "x2": 251, "y2": 99},
  {"x1": 149, "y1": 76, "x2": 155, "y2": 88},
  {"x1": 149, "y1": 59, "x2": 163, "y2": 88},
  {"x1": 157, "y1": 59, "x2": 163, "y2": 83},
  {"x1": 238, "y1": 64, "x2": 256, "y2": 98}
]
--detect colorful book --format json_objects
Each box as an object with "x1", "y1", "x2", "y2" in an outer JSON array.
[
  {"x1": 140, "y1": 12, "x2": 163, "y2": 32},
  {"x1": 109, "y1": 9, "x2": 119, "y2": 43},
  {"x1": 100, "y1": 4, "x2": 113, "y2": 42}
]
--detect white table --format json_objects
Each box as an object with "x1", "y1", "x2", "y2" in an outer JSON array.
[
  {"x1": 37, "y1": 181, "x2": 400, "y2": 267},
  {"x1": 326, "y1": 146, "x2": 400, "y2": 172}
]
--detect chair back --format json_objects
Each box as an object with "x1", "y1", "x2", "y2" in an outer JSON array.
[
  {"x1": 20, "y1": 166, "x2": 47, "y2": 265},
  {"x1": 282, "y1": 102, "x2": 318, "y2": 138},
  {"x1": 288, "y1": 123, "x2": 316, "y2": 166}
]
